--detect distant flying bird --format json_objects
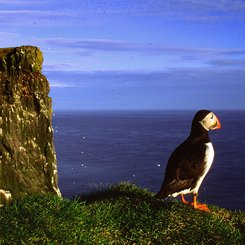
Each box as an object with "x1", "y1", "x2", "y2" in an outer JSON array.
[{"x1": 156, "y1": 110, "x2": 221, "y2": 211}]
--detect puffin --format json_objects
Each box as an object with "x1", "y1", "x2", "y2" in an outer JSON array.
[{"x1": 156, "y1": 110, "x2": 221, "y2": 211}]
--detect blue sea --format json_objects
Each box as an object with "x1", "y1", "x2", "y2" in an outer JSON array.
[{"x1": 53, "y1": 110, "x2": 245, "y2": 211}]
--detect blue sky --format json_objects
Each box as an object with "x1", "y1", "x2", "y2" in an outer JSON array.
[{"x1": 0, "y1": 0, "x2": 245, "y2": 110}]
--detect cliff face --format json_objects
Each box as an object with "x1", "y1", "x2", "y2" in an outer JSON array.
[{"x1": 0, "y1": 46, "x2": 61, "y2": 205}]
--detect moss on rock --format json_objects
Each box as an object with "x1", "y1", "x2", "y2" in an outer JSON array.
[
  {"x1": 0, "y1": 46, "x2": 60, "y2": 204},
  {"x1": 0, "y1": 46, "x2": 43, "y2": 74}
]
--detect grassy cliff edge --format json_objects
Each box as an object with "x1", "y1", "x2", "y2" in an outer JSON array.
[{"x1": 0, "y1": 182, "x2": 244, "y2": 244}]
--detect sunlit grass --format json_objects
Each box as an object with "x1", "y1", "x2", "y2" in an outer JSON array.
[{"x1": 0, "y1": 182, "x2": 244, "y2": 244}]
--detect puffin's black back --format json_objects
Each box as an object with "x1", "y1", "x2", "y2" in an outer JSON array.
[{"x1": 157, "y1": 110, "x2": 211, "y2": 198}]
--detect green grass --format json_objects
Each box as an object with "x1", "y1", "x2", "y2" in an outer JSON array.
[{"x1": 0, "y1": 182, "x2": 244, "y2": 244}]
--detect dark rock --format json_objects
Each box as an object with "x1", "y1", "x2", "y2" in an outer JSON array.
[{"x1": 0, "y1": 46, "x2": 61, "y2": 205}]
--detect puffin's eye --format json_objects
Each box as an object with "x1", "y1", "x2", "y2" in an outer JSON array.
[{"x1": 211, "y1": 113, "x2": 214, "y2": 119}]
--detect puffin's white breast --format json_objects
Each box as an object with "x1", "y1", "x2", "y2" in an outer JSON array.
[
  {"x1": 192, "y1": 142, "x2": 214, "y2": 194},
  {"x1": 204, "y1": 142, "x2": 215, "y2": 171}
]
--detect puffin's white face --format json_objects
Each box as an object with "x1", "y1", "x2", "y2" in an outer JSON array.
[{"x1": 199, "y1": 112, "x2": 221, "y2": 131}]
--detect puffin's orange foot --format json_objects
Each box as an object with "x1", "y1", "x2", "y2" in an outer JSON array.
[
  {"x1": 180, "y1": 194, "x2": 189, "y2": 205},
  {"x1": 190, "y1": 202, "x2": 210, "y2": 212}
]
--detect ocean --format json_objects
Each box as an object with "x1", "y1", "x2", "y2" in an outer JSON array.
[{"x1": 53, "y1": 110, "x2": 245, "y2": 211}]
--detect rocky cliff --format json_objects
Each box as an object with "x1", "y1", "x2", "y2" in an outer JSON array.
[{"x1": 0, "y1": 46, "x2": 61, "y2": 205}]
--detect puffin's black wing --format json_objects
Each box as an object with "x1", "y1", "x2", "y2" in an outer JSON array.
[{"x1": 157, "y1": 138, "x2": 207, "y2": 198}]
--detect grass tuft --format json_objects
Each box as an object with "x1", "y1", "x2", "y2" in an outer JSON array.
[{"x1": 0, "y1": 182, "x2": 244, "y2": 244}]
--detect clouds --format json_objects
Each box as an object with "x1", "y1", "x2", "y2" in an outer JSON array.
[
  {"x1": 67, "y1": 0, "x2": 245, "y2": 20},
  {"x1": 42, "y1": 37, "x2": 245, "y2": 56},
  {"x1": 39, "y1": 37, "x2": 245, "y2": 73},
  {"x1": 0, "y1": 0, "x2": 244, "y2": 29},
  {"x1": 45, "y1": 68, "x2": 245, "y2": 88},
  {"x1": 208, "y1": 59, "x2": 245, "y2": 67},
  {"x1": 0, "y1": 9, "x2": 78, "y2": 28},
  {"x1": 46, "y1": 66, "x2": 245, "y2": 110},
  {"x1": 1, "y1": 0, "x2": 244, "y2": 109},
  {"x1": 47, "y1": 68, "x2": 245, "y2": 110},
  {"x1": 43, "y1": 38, "x2": 139, "y2": 52},
  {"x1": 0, "y1": 0, "x2": 91, "y2": 28},
  {"x1": 49, "y1": 80, "x2": 75, "y2": 88}
]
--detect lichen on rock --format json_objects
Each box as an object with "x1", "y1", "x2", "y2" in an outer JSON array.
[
  {"x1": 0, "y1": 45, "x2": 61, "y2": 204},
  {"x1": 0, "y1": 46, "x2": 43, "y2": 74}
]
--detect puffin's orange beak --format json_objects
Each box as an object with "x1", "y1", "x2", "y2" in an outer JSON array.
[{"x1": 213, "y1": 115, "x2": 221, "y2": 130}]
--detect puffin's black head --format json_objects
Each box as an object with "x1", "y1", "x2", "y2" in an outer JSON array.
[{"x1": 192, "y1": 110, "x2": 221, "y2": 132}]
